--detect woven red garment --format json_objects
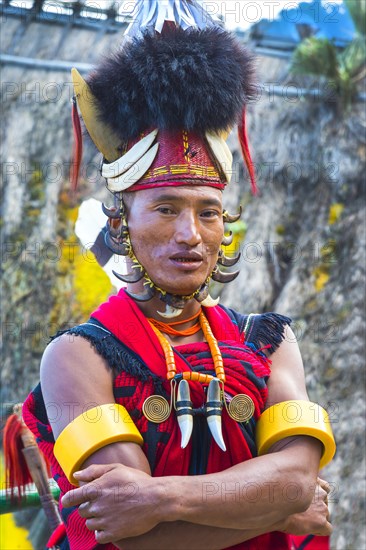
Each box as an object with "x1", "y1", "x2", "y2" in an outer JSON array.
[
  {"x1": 23, "y1": 290, "x2": 291, "y2": 549},
  {"x1": 91, "y1": 290, "x2": 291, "y2": 549},
  {"x1": 46, "y1": 523, "x2": 67, "y2": 548},
  {"x1": 290, "y1": 535, "x2": 330, "y2": 549}
]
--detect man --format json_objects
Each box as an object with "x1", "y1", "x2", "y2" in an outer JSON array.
[{"x1": 23, "y1": 2, "x2": 335, "y2": 548}]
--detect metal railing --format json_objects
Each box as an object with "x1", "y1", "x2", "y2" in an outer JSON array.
[{"x1": 0, "y1": 0, "x2": 130, "y2": 31}]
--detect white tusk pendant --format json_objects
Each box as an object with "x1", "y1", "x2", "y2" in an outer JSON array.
[
  {"x1": 176, "y1": 380, "x2": 193, "y2": 449},
  {"x1": 157, "y1": 304, "x2": 184, "y2": 319},
  {"x1": 200, "y1": 294, "x2": 220, "y2": 308},
  {"x1": 206, "y1": 379, "x2": 226, "y2": 452}
]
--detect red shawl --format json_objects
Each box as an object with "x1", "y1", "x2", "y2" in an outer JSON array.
[
  {"x1": 90, "y1": 290, "x2": 291, "y2": 548},
  {"x1": 23, "y1": 290, "x2": 293, "y2": 549}
]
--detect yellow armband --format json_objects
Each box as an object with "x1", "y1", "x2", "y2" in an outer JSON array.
[
  {"x1": 256, "y1": 400, "x2": 336, "y2": 469},
  {"x1": 54, "y1": 404, "x2": 143, "y2": 485}
]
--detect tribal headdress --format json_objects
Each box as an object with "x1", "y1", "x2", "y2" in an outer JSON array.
[{"x1": 71, "y1": 0, "x2": 257, "y2": 317}]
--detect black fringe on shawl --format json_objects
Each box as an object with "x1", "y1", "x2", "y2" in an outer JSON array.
[
  {"x1": 50, "y1": 321, "x2": 166, "y2": 394},
  {"x1": 218, "y1": 306, "x2": 292, "y2": 355},
  {"x1": 245, "y1": 313, "x2": 292, "y2": 355}
]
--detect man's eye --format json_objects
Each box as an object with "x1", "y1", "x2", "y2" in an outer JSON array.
[
  {"x1": 201, "y1": 210, "x2": 220, "y2": 218},
  {"x1": 158, "y1": 207, "x2": 174, "y2": 215}
]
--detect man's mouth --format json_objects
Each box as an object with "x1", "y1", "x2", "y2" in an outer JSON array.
[
  {"x1": 170, "y1": 252, "x2": 203, "y2": 262},
  {"x1": 173, "y1": 258, "x2": 201, "y2": 263},
  {"x1": 169, "y1": 252, "x2": 204, "y2": 269}
]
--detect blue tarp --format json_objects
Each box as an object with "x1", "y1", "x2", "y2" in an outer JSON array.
[
  {"x1": 251, "y1": 0, "x2": 356, "y2": 49},
  {"x1": 253, "y1": 19, "x2": 302, "y2": 44}
]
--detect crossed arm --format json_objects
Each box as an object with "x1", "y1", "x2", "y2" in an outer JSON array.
[{"x1": 41, "y1": 328, "x2": 331, "y2": 549}]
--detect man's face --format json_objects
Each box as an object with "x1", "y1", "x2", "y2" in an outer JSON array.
[{"x1": 126, "y1": 186, "x2": 224, "y2": 296}]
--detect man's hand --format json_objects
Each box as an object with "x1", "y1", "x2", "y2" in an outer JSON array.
[
  {"x1": 282, "y1": 478, "x2": 332, "y2": 536},
  {"x1": 61, "y1": 463, "x2": 166, "y2": 544}
]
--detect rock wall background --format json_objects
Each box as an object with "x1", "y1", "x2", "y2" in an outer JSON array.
[{"x1": 1, "y1": 13, "x2": 365, "y2": 550}]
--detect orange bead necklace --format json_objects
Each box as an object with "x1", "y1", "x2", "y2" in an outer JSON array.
[
  {"x1": 144, "y1": 312, "x2": 255, "y2": 429},
  {"x1": 148, "y1": 309, "x2": 202, "y2": 337},
  {"x1": 148, "y1": 311, "x2": 226, "y2": 383}
]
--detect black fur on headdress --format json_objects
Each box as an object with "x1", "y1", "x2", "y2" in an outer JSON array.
[{"x1": 88, "y1": 27, "x2": 256, "y2": 141}]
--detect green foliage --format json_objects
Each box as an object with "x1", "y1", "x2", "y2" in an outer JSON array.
[
  {"x1": 291, "y1": 31, "x2": 365, "y2": 108},
  {"x1": 344, "y1": 0, "x2": 366, "y2": 37},
  {"x1": 28, "y1": 169, "x2": 45, "y2": 202},
  {"x1": 340, "y1": 36, "x2": 366, "y2": 79},
  {"x1": 292, "y1": 38, "x2": 340, "y2": 80},
  {"x1": 229, "y1": 220, "x2": 247, "y2": 237}
]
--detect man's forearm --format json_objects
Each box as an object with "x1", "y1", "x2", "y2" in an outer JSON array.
[
  {"x1": 67, "y1": 437, "x2": 322, "y2": 543},
  {"x1": 116, "y1": 520, "x2": 285, "y2": 550},
  {"x1": 156, "y1": 438, "x2": 321, "y2": 531}
]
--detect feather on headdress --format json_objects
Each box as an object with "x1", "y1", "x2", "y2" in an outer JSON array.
[{"x1": 124, "y1": 0, "x2": 220, "y2": 37}]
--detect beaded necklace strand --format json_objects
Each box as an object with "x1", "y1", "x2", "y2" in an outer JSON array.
[
  {"x1": 148, "y1": 309, "x2": 202, "y2": 337},
  {"x1": 143, "y1": 311, "x2": 255, "y2": 426},
  {"x1": 148, "y1": 312, "x2": 226, "y2": 383}
]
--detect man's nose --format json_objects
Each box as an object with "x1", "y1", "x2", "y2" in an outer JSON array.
[{"x1": 174, "y1": 213, "x2": 202, "y2": 246}]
